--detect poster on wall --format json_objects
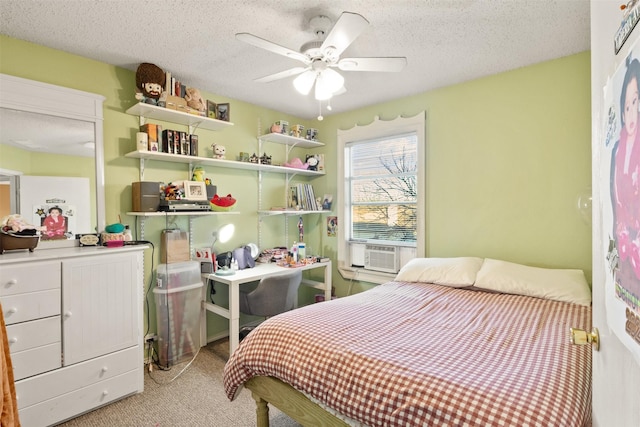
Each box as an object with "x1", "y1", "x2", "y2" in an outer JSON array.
[
  {"x1": 602, "y1": 36, "x2": 640, "y2": 358},
  {"x1": 33, "y1": 203, "x2": 77, "y2": 240}
]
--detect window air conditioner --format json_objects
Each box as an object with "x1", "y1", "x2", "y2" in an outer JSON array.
[{"x1": 364, "y1": 244, "x2": 398, "y2": 273}]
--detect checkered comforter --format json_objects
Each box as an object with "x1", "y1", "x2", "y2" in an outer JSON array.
[{"x1": 224, "y1": 281, "x2": 592, "y2": 426}]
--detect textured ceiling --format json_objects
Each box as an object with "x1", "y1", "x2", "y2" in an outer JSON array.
[{"x1": 0, "y1": 0, "x2": 591, "y2": 120}]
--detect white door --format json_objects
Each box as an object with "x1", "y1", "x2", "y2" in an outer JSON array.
[{"x1": 591, "y1": 2, "x2": 640, "y2": 425}]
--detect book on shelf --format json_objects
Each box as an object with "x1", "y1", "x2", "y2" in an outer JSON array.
[{"x1": 289, "y1": 183, "x2": 319, "y2": 211}]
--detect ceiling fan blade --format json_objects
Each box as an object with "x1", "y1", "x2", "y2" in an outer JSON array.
[
  {"x1": 293, "y1": 70, "x2": 317, "y2": 95},
  {"x1": 320, "y1": 12, "x2": 369, "y2": 59},
  {"x1": 337, "y1": 57, "x2": 407, "y2": 72},
  {"x1": 236, "y1": 33, "x2": 310, "y2": 64},
  {"x1": 255, "y1": 67, "x2": 308, "y2": 83}
]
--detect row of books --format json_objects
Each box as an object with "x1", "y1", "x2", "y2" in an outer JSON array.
[
  {"x1": 289, "y1": 184, "x2": 319, "y2": 211},
  {"x1": 165, "y1": 71, "x2": 186, "y2": 98}
]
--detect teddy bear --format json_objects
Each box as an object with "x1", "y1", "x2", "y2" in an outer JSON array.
[
  {"x1": 184, "y1": 87, "x2": 206, "y2": 113},
  {"x1": 211, "y1": 143, "x2": 226, "y2": 159},
  {"x1": 135, "y1": 63, "x2": 165, "y2": 105}
]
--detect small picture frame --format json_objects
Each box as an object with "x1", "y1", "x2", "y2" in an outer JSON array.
[
  {"x1": 206, "y1": 100, "x2": 217, "y2": 119},
  {"x1": 183, "y1": 180, "x2": 208, "y2": 201},
  {"x1": 322, "y1": 194, "x2": 333, "y2": 210},
  {"x1": 216, "y1": 103, "x2": 230, "y2": 121}
]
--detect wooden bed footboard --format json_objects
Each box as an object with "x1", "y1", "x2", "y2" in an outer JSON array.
[{"x1": 245, "y1": 376, "x2": 350, "y2": 427}]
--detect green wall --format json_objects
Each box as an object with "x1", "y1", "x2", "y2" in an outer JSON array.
[{"x1": 0, "y1": 35, "x2": 591, "y2": 341}]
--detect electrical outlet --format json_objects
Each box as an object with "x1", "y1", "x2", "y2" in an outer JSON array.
[{"x1": 144, "y1": 334, "x2": 158, "y2": 343}]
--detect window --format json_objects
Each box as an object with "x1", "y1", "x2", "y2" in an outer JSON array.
[
  {"x1": 337, "y1": 113, "x2": 425, "y2": 283},
  {"x1": 346, "y1": 133, "x2": 417, "y2": 244}
]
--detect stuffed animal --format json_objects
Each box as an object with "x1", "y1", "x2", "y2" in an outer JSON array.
[
  {"x1": 192, "y1": 166, "x2": 205, "y2": 181},
  {"x1": 211, "y1": 143, "x2": 226, "y2": 159},
  {"x1": 283, "y1": 158, "x2": 308, "y2": 169},
  {"x1": 305, "y1": 154, "x2": 319, "y2": 171},
  {"x1": 135, "y1": 63, "x2": 165, "y2": 105},
  {"x1": 184, "y1": 87, "x2": 206, "y2": 113},
  {"x1": 210, "y1": 193, "x2": 236, "y2": 211}
]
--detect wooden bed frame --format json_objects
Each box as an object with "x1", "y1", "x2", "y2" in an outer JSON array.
[{"x1": 245, "y1": 376, "x2": 349, "y2": 427}]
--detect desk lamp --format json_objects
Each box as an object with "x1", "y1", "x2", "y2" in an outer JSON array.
[{"x1": 211, "y1": 223, "x2": 235, "y2": 252}]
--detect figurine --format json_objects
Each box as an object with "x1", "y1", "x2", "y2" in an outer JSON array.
[{"x1": 211, "y1": 143, "x2": 226, "y2": 159}]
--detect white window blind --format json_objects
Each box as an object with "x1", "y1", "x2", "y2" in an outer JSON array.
[{"x1": 346, "y1": 132, "x2": 417, "y2": 244}]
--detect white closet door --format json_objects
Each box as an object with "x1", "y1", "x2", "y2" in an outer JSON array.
[{"x1": 62, "y1": 252, "x2": 141, "y2": 366}]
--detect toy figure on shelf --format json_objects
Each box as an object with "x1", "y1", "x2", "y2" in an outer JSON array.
[
  {"x1": 211, "y1": 143, "x2": 226, "y2": 159},
  {"x1": 305, "y1": 154, "x2": 319, "y2": 171},
  {"x1": 135, "y1": 63, "x2": 165, "y2": 106},
  {"x1": 259, "y1": 153, "x2": 272, "y2": 165},
  {"x1": 192, "y1": 166, "x2": 205, "y2": 181},
  {"x1": 298, "y1": 216, "x2": 304, "y2": 242}
]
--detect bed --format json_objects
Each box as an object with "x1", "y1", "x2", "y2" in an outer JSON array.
[{"x1": 224, "y1": 257, "x2": 593, "y2": 426}]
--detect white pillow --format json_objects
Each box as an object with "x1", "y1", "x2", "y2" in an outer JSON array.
[
  {"x1": 395, "y1": 257, "x2": 485, "y2": 287},
  {"x1": 474, "y1": 258, "x2": 592, "y2": 306}
]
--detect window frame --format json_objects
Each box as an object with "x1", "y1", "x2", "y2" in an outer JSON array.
[{"x1": 337, "y1": 113, "x2": 426, "y2": 284}]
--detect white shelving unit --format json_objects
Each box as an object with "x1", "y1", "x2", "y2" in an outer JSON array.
[
  {"x1": 125, "y1": 104, "x2": 239, "y2": 250},
  {"x1": 125, "y1": 104, "x2": 329, "y2": 251},
  {"x1": 256, "y1": 131, "x2": 327, "y2": 247}
]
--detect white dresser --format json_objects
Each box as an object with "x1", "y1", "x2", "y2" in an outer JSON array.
[{"x1": 0, "y1": 246, "x2": 146, "y2": 427}]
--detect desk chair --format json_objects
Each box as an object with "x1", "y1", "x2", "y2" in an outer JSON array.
[{"x1": 238, "y1": 269, "x2": 302, "y2": 340}]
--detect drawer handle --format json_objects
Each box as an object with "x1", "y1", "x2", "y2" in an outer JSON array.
[
  {"x1": 6, "y1": 307, "x2": 17, "y2": 315},
  {"x1": 102, "y1": 390, "x2": 109, "y2": 397},
  {"x1": 101, "y1": 367, "x2": 108, "y2": 374},
  {"x1": 64, "y1": 311, "x2": 73, "y2": 319},
  {"x1": 5, "y1": 279, "x2": 17, "y2": 287},
  {"x1": 8, "y1": 337, "x2": 17, "y2": 344}
]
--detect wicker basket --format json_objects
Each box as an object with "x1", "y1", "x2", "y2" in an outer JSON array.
[{"x1": 0, "y1": 231, "x2": 39, "y2": 254}]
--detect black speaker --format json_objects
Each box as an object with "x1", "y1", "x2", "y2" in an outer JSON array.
[{"x1": 132, "y1": 181, "x2": 160, "y2": 212}]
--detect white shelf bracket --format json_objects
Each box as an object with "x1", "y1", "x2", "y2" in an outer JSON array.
[
  {"x1": 189, "y1": 216, "x2": 195, "y2": 258},
  {"x1": 139, "y1": 158, "x2": 146, "y2": 181}
]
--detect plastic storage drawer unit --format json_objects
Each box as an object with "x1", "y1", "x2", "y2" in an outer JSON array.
[{"x1": 154, "y1": 261, "x2": 203, "y2": 368}]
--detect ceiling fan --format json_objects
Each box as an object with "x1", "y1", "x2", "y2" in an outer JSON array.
[{"x1": 236, "y1": 11, "x2": 407, "y2": 101}]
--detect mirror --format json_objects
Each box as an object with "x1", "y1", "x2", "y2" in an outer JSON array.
[{"x1": 0, "y1": 73, "x2": 105, "y2": 248}]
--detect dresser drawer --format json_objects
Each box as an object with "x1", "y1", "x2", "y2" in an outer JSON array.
[
  {"x1": 0, "y1": 261, "x2": 61, "y2": 296},
  {"x1": 1, "y1": 289, "x2": 60, "y2": 325},
  {"x1": 12, "y1": 342, "x2": 61, "y2": 381},
  {"x1": 15, "y1": 345, "x2": 140, "y2": 409},
  {"x1": 17, "y1": 369, "x2": 140, "y2": 427},
  {"x1": 6, "y1": 316, "x2": 60, "y2": 354}
]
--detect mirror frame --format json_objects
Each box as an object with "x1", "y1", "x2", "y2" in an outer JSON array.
[{"x1": 0, "y1": 73, "x2": 106, "y2": 244}]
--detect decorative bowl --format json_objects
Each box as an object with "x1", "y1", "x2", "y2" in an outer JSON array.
[{"x1": 0, "y1": 231, "x2": 40, "y2": 254}]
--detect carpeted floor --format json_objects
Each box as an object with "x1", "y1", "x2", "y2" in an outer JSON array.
[{"x1": 57, "y1": 339, "x2": 301, "y2": 427}]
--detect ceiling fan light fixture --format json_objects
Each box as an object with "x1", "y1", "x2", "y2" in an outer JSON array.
[{"x1": 293, "y1": 70, "x2": 316, "y2": 95}]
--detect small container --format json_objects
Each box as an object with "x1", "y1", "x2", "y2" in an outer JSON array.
[
  {"x1": 136, "y1": 132, "x2": 148, "y2": 151},
  {"x1": 123, "y1": 225, "x2": 132, "y2": 241}
]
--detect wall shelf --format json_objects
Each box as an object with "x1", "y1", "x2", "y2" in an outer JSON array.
[
  {"x1": 258, "y1": 132, "x2": 324, "y2": 149},
  {"x1": 126, "y1": 102, "x2": 233, "y2": 131},
  {"x1": 124, "y1": 150, "x2": 325, "y2": 176},
  {"x1": 127, "y1": 211, "x2": 239, "y2": 217},
  {"x1": 258, "y1": 209, "x2": 328, "y2": 217}
]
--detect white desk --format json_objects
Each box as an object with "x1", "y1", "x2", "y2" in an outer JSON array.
[{"x1": 200, "y1": 261, "x2": 332, "y2": 355}]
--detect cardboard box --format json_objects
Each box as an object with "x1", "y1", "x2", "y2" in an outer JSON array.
[
  {"x1": 165, "y1": 95, "x2": 186, "y2": 111},
  {"x1": 140, "y1": 123, "x2": 161, "y2": 151},
  {"x1": 161, "y1": 229, "x2": 190, "y2": 263}
]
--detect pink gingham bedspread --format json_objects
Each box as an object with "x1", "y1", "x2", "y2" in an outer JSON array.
[{"x1": 224, "y1": 281, "x2": 592, "y2": 426}]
